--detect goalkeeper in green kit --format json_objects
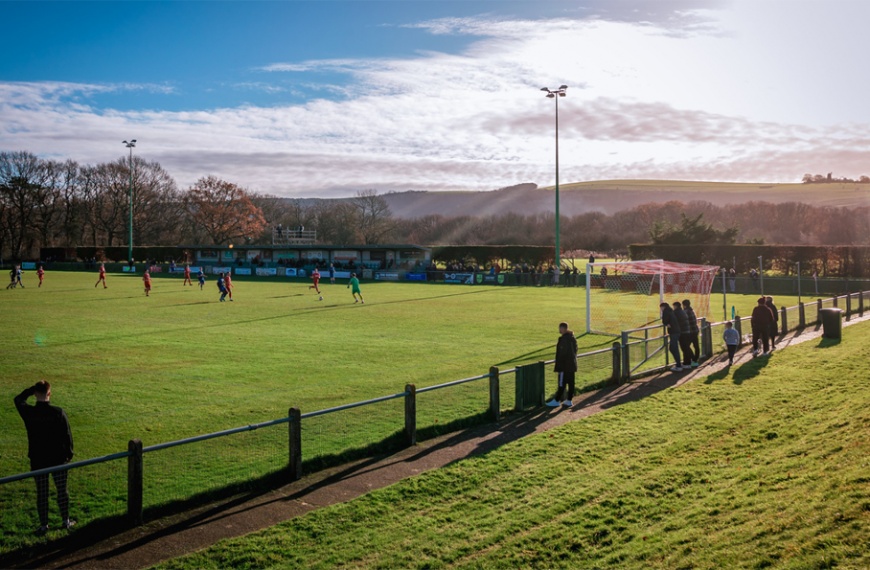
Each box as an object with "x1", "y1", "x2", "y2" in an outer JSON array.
[{"x1": 348, "y1": 273, "x2": 364, "y2": 304}]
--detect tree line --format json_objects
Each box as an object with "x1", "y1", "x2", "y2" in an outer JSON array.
[
  {"x1": 5, "y1": 149, "x2": 870, "y2": 261},
  {"x1": 0, "y1": 151, "x2": 409, "y2": 260}
]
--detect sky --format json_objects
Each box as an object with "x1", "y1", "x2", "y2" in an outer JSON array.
[{"x1": 2, "y1": 0, "x2": 870, "y2": 197}]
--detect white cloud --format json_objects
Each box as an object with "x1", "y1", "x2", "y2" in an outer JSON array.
[{"x1": 2, "y1": 3, "x2": 870, "y2": 198}]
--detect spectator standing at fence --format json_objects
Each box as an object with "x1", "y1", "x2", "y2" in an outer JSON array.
[
  {"x1": 546, "y1": 322, "x2": 579, "y2": 408},
  {"x1": 812, "y1": 269, "x2": 819, "y2": 294},
  {"x1": 37, "y1": 265, "x2": 45, "y2": 288},
  {"x1": 750, "y1": 268, "x2": 758, "y2": 290},
  {"x1": 183, "y1": 264, "x2": 192, "y2": 286},
  {"x1": 95, "y1": 263, "x2": 107, "y2": 289},
  {"x1": 729, "y1": 268, "x2": 737, "y2": 292},
  {"x1": 723, "y1": 322, "x2": 740, "y2": 366},
  {"x1": 673, "y1": 301, "x2": 693, "y2": 368},
  {"x1": 765, "y1": 296, "x2": 779, "y2": 350},
  {"x1": 348, "y1": 273, "x2": 364, "y2": 304},
  {"x1": 660, "y1": 302, "x2": 683, "y2": 372},
  {"x1": 14, "y1": 381, "x2": 75, "y2": 534},
  {"x1": 329, "y1": 263, "x2": 336, "y2": 284},
  {"x1": 682, "y1": 299, "x2": 701, "y2": 367},
  {"x1": 750, "y1": 297, "x2": 773, "y2": 356},
  {"x1": 142, "y1": 269, "x2": 152, "y2": 297},
  {"x1": 217, "y1": 272, "x2": 228, "y2": 302}
]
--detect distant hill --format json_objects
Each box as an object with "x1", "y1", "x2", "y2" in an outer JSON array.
[
  {"x1": 375, "y1": 180, "x2": 870, "y2": 218},
  {"x1": 294, "y1": 180, "x2": 870, "y2": 219}
]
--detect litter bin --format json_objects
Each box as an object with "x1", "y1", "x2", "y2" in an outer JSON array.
[
  {"x1": 820, "y1": 308, "x2": 843, "y2": 339},
  {"x1": 515, "y1": 361, "x2": 546, "y2": 411}
]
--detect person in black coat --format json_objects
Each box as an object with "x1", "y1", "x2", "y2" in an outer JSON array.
[
  {"x1": 546, "y1": 322, "x2": 578, "y2": 407},
  {"x1": 14, "y1": 381, "x2": 75, "y2": 533},
  {"x1": 673, "y1": 301, "x2": 693, "y2": 368},
  {"x1": 660, "y1": 303, "x2": 683, "y2": 372},
  {"x1": 751, "y1": 297, "x2": 774, "y2": 355},
  {"x1": 682, "y1": 299, "x2": 701, "y2": 367}
]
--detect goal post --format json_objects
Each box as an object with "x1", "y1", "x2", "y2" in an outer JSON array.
[{"x1": 586, "y1": 259, "x2": 720, "y2": 335}]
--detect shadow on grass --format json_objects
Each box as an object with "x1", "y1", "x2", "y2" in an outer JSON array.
[
  {"x1": 6, "y1": 372, "x2": 666, "y2": 569},
  {"x1": 42, "y1": 288, "x2": 504, "y2": 348},
  {"x1": 495, "y1": 347, "x2": 552, "y2": 366},
  {"x1": 731, "y1": 353, "x2": 772, "y2": 385},
  {"x1": 816, "y1": 336, "x2": 841, "y2": 348},
  {"x1": 0, "y1": 410, "x2": 503, "y2": 568}
]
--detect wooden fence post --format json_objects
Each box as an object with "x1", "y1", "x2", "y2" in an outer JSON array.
[
  {"x1": 734, "y1": 316, "x2": 742, "y2": 346},
  {"x1": 127, "y1": 439, "x2": 143, "y2": 526},
  {"x1": 288, "y1": 407, "x2": 302, "y2": 481},
  {"x1": 404, "y1": 384, "x2": 416, "y2": 446},
  {"x1": 611, "y1": 342, "x2": 621, "y2": 383},
  {"x1": 701, "y1": 319, "x2": 712, "y2": 360},
  {"x1": 489, "y1": 367, "x2": 500, "y2": 421},
  {"x1": 860, "y1": 291, "x2": 865, "y2": 317},
  {"x1": 620, "y1": 331, "x2": 630, "y2": 382},
  {"x1": 799, "y1": 302, "x2": 806, "y2": 329},
  {"x1": 846, "y1": 294, "x2": 852, "y2": 321},
  {"x1": 817, "y1": 299, "x2": 823, "y2": 324},
  {"x1": 780, "y1": 307, "x2": 787, "y2": 336}
]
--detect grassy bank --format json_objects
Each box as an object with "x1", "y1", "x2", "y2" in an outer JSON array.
[{"x1": 159, "y1": 321, "x2": 870, "y2": 569}]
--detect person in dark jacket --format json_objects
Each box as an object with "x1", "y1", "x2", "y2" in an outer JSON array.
[
  {"x1": 546, "y1": 322, "x2": 578, "y2": 407},
  {"x1": 673, "y1": 301, "x2": 693, "y2": 368},
  {"x1": 14, "y1": 381, "x2": 75, "y2": 534},
  {"x1": 682, "y1": 299, "x2": 701, "y2": 367},
  {"x1": 765, "y1": 296, "x2": 779, "y2": 349},
  {"x1": 660, "y1": 303, "x2": 684, "y2": 372},
  {"x1": 750, "y1": 297, "x2": 774, "y2": 355}
]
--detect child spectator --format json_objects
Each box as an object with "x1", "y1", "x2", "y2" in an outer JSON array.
[{"x1": 723, "y1": 321, "x2": 740, "y2": 366}]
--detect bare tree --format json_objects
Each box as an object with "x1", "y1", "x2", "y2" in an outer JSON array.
[{"x1": 353, "y1": 189, "x2": 396, "y2": 244}]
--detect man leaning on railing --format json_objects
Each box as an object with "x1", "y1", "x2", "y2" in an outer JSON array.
[{"x1": 14, "y1": 380, "x2": 76, "y2": 535}]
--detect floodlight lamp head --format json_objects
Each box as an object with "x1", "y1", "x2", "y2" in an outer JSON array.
[
  {"x1": 540, "y1": 87, "x2": 550, "y2": 92},
  {"x1": 546, "y1": 93, "x2": 555, "y2": 98},
  {"x1": 559, "y1": 92, "x2": 566, "y2": 97},
  {"x1": 559, "y1": 85, "x2": 568, "y2": 90}
]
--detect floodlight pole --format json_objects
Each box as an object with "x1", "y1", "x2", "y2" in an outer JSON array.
[
  {"x1": 123, "y1": 139, "x2": 137, "y2": 264},
  {"x1": 796, "y1": 261, "x2": 801, "y2": 304},
  {"x1": 722, "y1": 267, "x2": 728, "y2": 321},
  {"x1": 542, "y1": 85, "x2": 567, "y2": 279}
]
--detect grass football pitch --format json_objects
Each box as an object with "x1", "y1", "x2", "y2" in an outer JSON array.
[{"x1": 0, "y1": 271, "x2": 805, "y2": 553}]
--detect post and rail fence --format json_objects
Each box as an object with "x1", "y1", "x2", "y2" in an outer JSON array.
[{"x1": 2, "y1": 290, "x2": 868, "y2": 544}]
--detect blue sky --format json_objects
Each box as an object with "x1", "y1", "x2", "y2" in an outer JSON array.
[{"x1": 2, "y1": 0, "x2": 870, "y2": 197}]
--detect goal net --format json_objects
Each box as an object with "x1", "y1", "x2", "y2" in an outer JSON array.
[{"x1": 585, "y1": 259, "x2": 720, "y2": 335}]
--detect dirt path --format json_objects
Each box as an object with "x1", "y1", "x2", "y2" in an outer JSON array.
[{"x1": 9, "y1": 316, "x2": 864, "y2": 570}]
